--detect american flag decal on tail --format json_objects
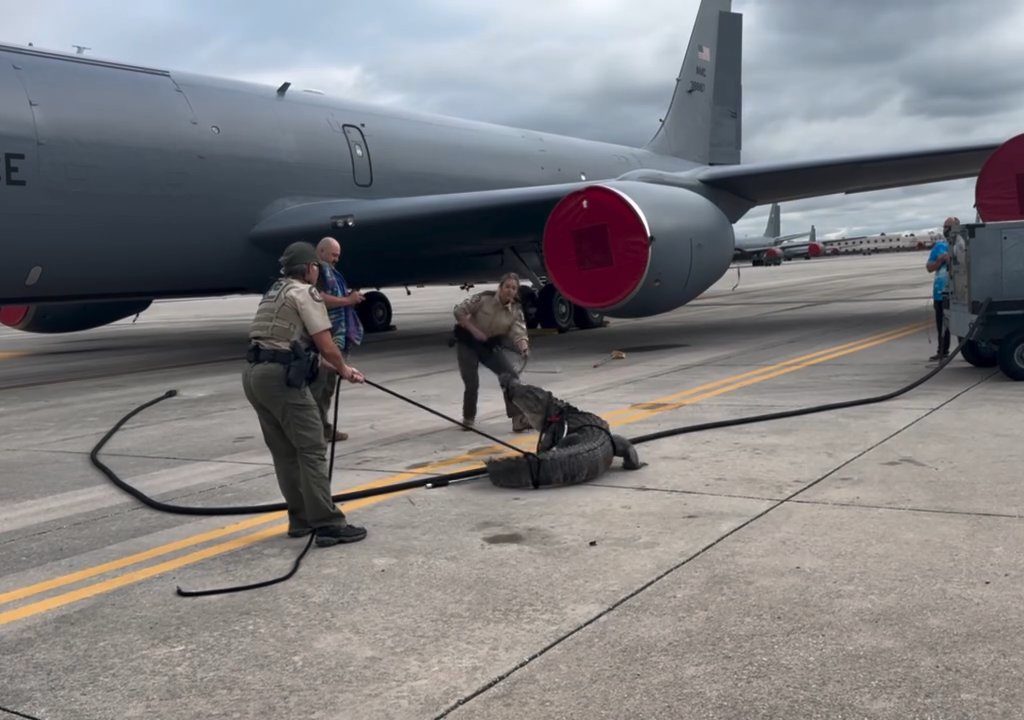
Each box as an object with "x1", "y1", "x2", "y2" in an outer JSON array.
[{"x1": 697, "y1": 44, "x2": 711, "y2": 61}]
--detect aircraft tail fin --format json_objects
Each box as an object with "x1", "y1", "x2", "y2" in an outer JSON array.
[
  {"x1": 764, "y1": 203, "x2": 781, "y2": 239},
  {"x1": 645, "y1": 0, "x2": 742, "y2": 165},
  {"x1": 810, "y1": 225, "x2": 816, "y2": 243}
]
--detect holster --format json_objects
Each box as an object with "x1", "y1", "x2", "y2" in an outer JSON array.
[
  {"x1": 451, "y1": 324, "x2": 499, "y2": 358},
  {"x1": 285, "y1": 340, "x2": 319, "y2": 389}
]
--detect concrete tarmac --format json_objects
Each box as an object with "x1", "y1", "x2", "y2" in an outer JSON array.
[{"x1": 1, "y1": 253, "x2": 1021, "y2": 720}]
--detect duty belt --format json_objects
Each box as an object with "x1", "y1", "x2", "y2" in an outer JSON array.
[{"x1": 247, "y1": 345, "x2": 293, "y2": 364}]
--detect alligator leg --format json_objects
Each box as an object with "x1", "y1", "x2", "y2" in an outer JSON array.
[{"x1": 611, "y1": 434, "x2": 643, "y2": 470}]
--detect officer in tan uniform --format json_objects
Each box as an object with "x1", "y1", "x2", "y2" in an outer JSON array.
[
  {"x1": 453, "y1": 272, "x2": 531, "y2": 432},
  {"x1": 243, "y1": 242, "x2": 367, "y2": 546}
]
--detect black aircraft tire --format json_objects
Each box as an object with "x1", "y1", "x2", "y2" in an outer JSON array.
[
  {"x1": 996, "y1": 331, "x2": 1024, "y2": 381},
  {"x1": 573, "y1": 305, "x2": 605, "y2": 330},
  {"x1": 519, "y1": 286, "x2": 540, "y2": 329},
  {"x1": 358, "y1": 291, "x2": 392, "y2": 333},
  {"x1": 959, "y1": 338, "x2": 998, "y2": 368},
  {"x1": 537, "y1": 285, "x2": 574, "y2": 332}
]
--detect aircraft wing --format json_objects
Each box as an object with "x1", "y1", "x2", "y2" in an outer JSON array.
[
  {"x1": 249, "y1": 140, "x2": 999, "y2": 274},
  {"x1": 694, "y1": 142, "x2": 1000, "y2": 204},
  {"x1": 732, "y1": 243, "x2": 774, "y2": 257},
  {"x1": 250, "y1": 183, "x2": 584, "y2": 257}
]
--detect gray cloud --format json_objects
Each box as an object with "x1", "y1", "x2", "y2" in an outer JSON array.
[{"x1": 2, "y1": 0, "x2": 1020, "y2": 238}]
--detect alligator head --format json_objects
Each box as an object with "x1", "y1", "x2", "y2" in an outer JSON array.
[{"x1": 499, "y1": 374, "x2": 556, "y2": 431}]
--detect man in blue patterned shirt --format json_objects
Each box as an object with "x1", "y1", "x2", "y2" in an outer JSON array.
[
  {"x1": 312, "y1": 236, "x2": 365, "y2": 441},
  {"x1": 925, "y1": 217, "x2": 957, "y2": 361}
]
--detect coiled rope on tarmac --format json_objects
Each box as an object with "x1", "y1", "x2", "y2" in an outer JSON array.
[{"x1": 90, "y1": 303, "x2": 988, "y2": 595}]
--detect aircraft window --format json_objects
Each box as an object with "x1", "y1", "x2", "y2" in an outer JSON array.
[{"x1": 342, "y1": 124, "x2": 373, "y2": 187}]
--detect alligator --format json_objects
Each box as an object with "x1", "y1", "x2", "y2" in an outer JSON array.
[{"x1": 485, "y1": 375, "x2": 643, "y2": 489}]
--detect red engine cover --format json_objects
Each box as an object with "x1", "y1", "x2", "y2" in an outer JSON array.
[
  {"x1": 807, "y1": 242, "x2": 823, "y2": 257},
  {"x1": 764, "y1": 247, "x2": 782, "y2": 258},
  {"x1": 0, "y1": 305, "x2": 29, "y2": 328},
  {"x1": 976, "y1": 133, "x2": 1024, "y2": 222},
  {"x1": 542, "y1": 186, "x2": 652, "y2": 309}
]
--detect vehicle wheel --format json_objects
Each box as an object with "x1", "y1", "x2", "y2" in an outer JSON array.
[
  {"x1": 959, "y1": 338, "x2": 998, "y2": 368},
  {"x1": 573, "y1": 304, "x2": 605, "y2": 330},
  {"x1": 537, "y1": 284, "x2": 574, "y2": 332},
  {"x1": 357, "y1": 290, "x2": 392, "y2": 333},
  {"x1": 996, "y1": 331, "x2": 1024, "y2": 381},
  {"x1": 518, "y1": 286, "x2": 540, "y2": 329}
]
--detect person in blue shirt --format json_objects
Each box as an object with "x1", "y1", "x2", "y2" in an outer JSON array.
[
  {"x1": 312, "y1": 236, "x2": 365, "y2": 441},
  {"x1": 925, "y1": 216, "x2": 958, "y2": 360}
]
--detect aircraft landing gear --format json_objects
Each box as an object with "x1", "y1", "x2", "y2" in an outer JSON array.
[
  {"x1": 537, "y1": 284, "x2": 574, "y2": 332},
  {"x1": 357, "y1": 290, "x2": 393, "y2": 333},
  {"x1": 529, "y1": 284, "x2": 605, "y2": 332},
  {"x1": 518, "y1": 286, "x2": 540, "y2": 329},
  {"x1": 573, "y1": 305, "x2": 605, "y2": 330}
]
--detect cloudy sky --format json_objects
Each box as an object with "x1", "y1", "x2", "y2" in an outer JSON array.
[{"x1": 3, "y1": 0, "x2": 1021, "y2": 238}]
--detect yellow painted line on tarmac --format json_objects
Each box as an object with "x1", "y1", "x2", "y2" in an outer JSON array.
[
  {"x1": 0, "y1": 493, "x2": 394, "y2": 626},
  {"x1": 0, "y1": 351, "x2": 30, "y2": 361},
  {"x1": 0, "y1": 513, "x2": 286, "y2": 607},
  {"x1": 0, "y1": 464, "x2": 479, "y2": 611},
  {"x1": 0, "y1": 322, "x2": 927, "y2": 626},
  {"x1": 608, "y1": 322, "x2": 926, "y2": 426}
]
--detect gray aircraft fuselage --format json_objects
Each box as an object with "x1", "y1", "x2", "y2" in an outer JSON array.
[{"x1": 0, "y1": 46, "x2": 694, "y2": 305}]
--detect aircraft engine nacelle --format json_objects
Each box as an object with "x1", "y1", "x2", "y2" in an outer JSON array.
[
  {"x1": 763, "y1": 247, "x2": 783, "y2": 260},
  {"x1": 0, "y1": 300, "x2": 152, "y2": 333},
  {"x1": 542, "y1": 182, "x2": 734, "y2": 318},
  {"x1": 807, "y1": 242, "x2": 823, "y2": 258}
]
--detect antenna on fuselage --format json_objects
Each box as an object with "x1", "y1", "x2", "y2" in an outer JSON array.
[{"x1": 72, "y1": 44, "x2": 91, "y2": 55}]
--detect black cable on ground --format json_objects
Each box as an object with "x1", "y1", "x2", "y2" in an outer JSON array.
[
  {"x1": 0, "y1": 704, "x2": 43, "y2": 720},
  {"x1": 175, "y1": 377, "x2": 350, "y2": 597},
  {"x1": 89, "y1": 394, "x2": 493, "y2": 518},
  {"x1": 627, "y1": 301, "x2": 988, "y2": 446},
  {"x1": 176, "y1": 532, "x2": 315, "y2": 597},
  {"x1": 93, "y1": 307, "x2": 986, "y2": 596}
]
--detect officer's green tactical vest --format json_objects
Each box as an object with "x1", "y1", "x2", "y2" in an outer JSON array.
[{"x1": 249, "y1": 278, "x2": 306, "y2": 350}]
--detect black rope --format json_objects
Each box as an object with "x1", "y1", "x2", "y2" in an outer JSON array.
[
  {"x1": 0, "y1": 704, "x2": 44, "y2": 720},
  {"x1": 363, "y1": 378, "x2": 530, "y2": 457},
  {"x1": 175, "y1": 377, "x2": 347, "y2": 597},
  {"x1": 627, "y1": 300, "x2": 990, "y2": 445},
  {"x1": 176, "y1": 532, "x2": 315, "y2": 597},
  {"x1": 93, "y1": 306, "x2": 986, "y2": 596},
  {"x1": 89, "y1": 391, "x2": 491, "y2": 518}
]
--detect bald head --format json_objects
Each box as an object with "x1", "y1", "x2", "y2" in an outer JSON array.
[{"x1": 316, "y1": 236, "x2": 341, "y2": 265}]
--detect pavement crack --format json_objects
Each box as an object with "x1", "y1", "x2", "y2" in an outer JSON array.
[
  {"x1": 790, "y1": 498, "x2": 1024, "y2": 520},
  {"x1": 589, "y1": 482, "x2": 775, "y2": 503},
  {"x1": 434, "y1": 369, "x2": 992, "y2": 719}
]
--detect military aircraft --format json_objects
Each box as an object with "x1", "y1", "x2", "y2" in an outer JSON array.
[
  {"x1": 732, "y1": 204, "x2": 817, "y2": 266},
  {"x1": 0, "y1": 0, "x2": 1001, "y2": 334},
  {"x1": 779, "y1": 226, "x2": 823, "y2": 261}
]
